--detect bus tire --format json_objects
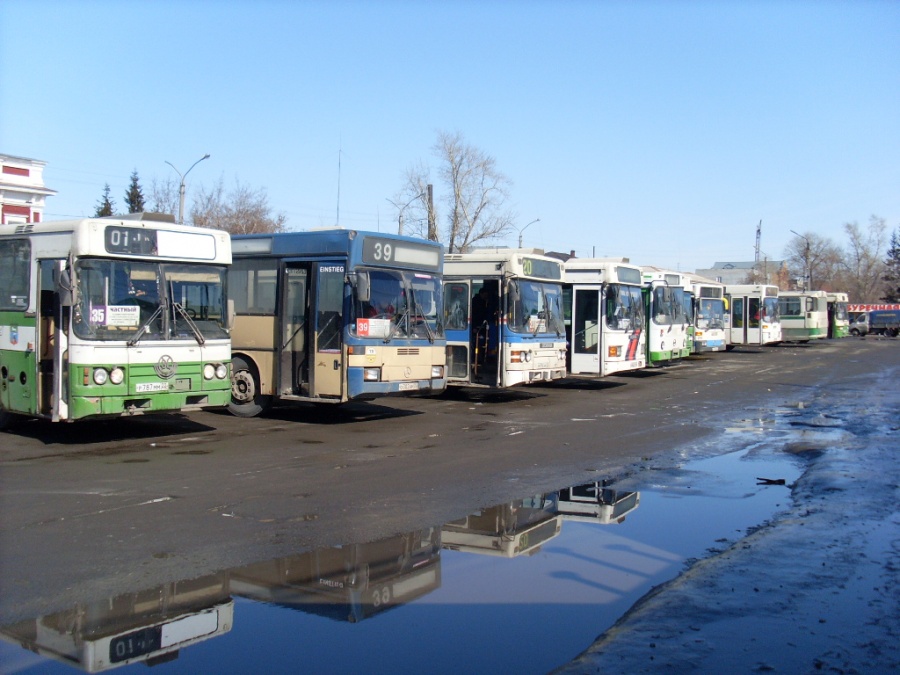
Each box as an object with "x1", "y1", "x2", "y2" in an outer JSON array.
[
  {"x1": 228, "y1": 355, "x2": 271, "y2": 418},
  {"x1": 0, "y1": 408, "x2": 17, "y2": 431}
]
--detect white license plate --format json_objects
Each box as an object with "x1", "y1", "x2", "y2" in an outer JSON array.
[
  {"x1": 136, "y1": 382, "x2": 171, "y2": 392},
  {"x1": 398, "y1": 382, "x2": 418, "y2": 391}
]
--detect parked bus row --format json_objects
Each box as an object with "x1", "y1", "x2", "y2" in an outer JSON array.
[{"x1": 0, "y1": 216, "x2": 859, "y2": 429}]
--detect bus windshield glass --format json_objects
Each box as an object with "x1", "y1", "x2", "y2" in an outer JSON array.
[
  {"x1": 73, "y1": 259, "x2": 228, "y2": 341},
  {"x1": 697, "y1": 298, "x2": 726, "y2": 329},
  {"x1": 605, "y1": 284, "x2": 644, "y2": 331},
  {"x1": 651, "y1": 286, "x2": 675, "y2": 325},
  {"x1": 763, "y1": 297, "x2": 780, "y2": 323},
  {"x1": 353, "y1": 269, "x2": 444, "y2": 339},
  {"x1": 507, "y1": 280, "x2": 565, "y2": 336}
]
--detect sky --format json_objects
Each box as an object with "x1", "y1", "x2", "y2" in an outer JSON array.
[{"x1": 2, "y1": 0, "x2": 898, "y2": 272}]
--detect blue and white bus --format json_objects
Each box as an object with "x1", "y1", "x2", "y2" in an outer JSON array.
[
  {"x1": 562, "y1": 258, "x2": 646, "y2": 376},
  {"x1": 228, "y1": 230, "x2": 446, "y2": 416},
  {"x1": 686, "y1": 274, "x2": 727, "y2": 353},
  {"x1": 442, "y1": 249, "x2": 567, "y2": 387}
]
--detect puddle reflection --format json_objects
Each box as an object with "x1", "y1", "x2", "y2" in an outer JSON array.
[{"x1": 1, "y1": 449, "x2": 799, "y2": 674}]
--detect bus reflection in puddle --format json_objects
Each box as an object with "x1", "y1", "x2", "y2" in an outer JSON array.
[{"x1": 0, "y1": 481, "x2": 640, "y2": 673}]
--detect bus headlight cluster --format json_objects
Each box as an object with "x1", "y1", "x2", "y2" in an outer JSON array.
[
  {"x1": 204, "y1": 363, "x2": 230, "y2": 380},
  {"x1": 91, "y1": 367, "x2": 124, "y2": 386},
  {"x1": 364, "y1": 367, "x2": 381, "y2": 382},
  {"x1": 431, "y1": 365, "x2": 444, "y2": 379},
  {"x1": 510, "y1": 350, "x2": 532, "y2": 363}
]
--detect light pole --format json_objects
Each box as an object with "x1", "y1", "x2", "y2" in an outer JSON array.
[
  {"x1": 517, "y1": 218, "x2": 540, "y2": 248},
  {"x1": 790, "y1": 229, "x2": 812, "y2": 290},
  {"x1": 387, "y1": 190, "x2": 426, "y2": 236},
  {"x1": 165, "y1": 153, "x2": 210, "y2": 224}
]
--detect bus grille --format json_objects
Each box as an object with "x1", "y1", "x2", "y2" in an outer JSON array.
[{"x1": 397, "y1": 348, "x2": 420, "y2": 356}]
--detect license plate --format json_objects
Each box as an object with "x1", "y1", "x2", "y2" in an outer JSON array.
[
  {"x1": 398, "y1": 382, "x2": 418, "y2": 391},
  {"x1": 136, "y1": 382, "x2": 170, "y2": 393}
]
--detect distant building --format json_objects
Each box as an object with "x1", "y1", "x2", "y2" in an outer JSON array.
[
  {"x1": 695, "y1": 260, "x2": 789, "y2": 288},
  {"x1": 0, "y1": 153, "x2": 57, "y2": 224}
]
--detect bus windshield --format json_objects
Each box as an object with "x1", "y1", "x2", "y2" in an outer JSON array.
[
  {"x1": 697, "y1": 298, "x2": 725, "y2": 329},
  {"x1": 605, "y1": 284, "x2": 644, "y2": 331},
  {"x1": 763, "y1": 297, "x2": 779, "y2": 323},
  {"x1": 353, "y1": 269, "x2": 444, "y2": 340},
  {"x1": 507, "y1": 280, "x2": 565, "y2": 336},
  {"x1": 73, "y1": 259, "x2": 228, "y2": 342},
  {"x1": 651, "y1": 286, "x2": 675, "y2": 326}
]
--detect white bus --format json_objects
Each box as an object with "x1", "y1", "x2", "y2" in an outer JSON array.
[
  {"x1": 443, "y1": 249, "x2": 567, "y2": 387},
  {"x1": 825, "y1": 291, "x2": 850, "y2": 338},
  {"x1": 686, "y1": 274, "x2": 727, "y2": 353},
  {"x1": 641, "y1": 267, "x2": 690, "y2": 366},
  {"x1": 562, "y1": 259, "x2": 646, "y2": 376},
  {"x1": 0, "y1": 215, "x2": 232, "y2": 428},
  {"x1": 725, "y1": 283, "x2": 781, "y2": 346},
  {"x1": 778, "y1": 290, "x2": 828, "y2": 342}
]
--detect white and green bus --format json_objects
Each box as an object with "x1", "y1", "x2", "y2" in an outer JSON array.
[
  {"x1": 778, "y1": 290, "x2": 828, "y2": 342},
  {"x1": 641, "y1": 267, "x2": 690, "y2": 366},
  {"x1": 0, "y1": 215, "x2": 232, "y2": 428},
  {"x1": 825, "y1": 291, "x2": 850, "y2": 339},
  {"x1": 562, "y1": 259, "x2": 646, "y2": 376}
]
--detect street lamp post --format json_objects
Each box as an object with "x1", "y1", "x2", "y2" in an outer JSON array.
[
  {"x1": 165, "y1": 154, "x2": 210, "y2": 224},
  {"x1": 387, "y1": 190, "x2": 427, "y2": 236},
  {"x1": 517, "y1": 218, "x2": 540, "y2": 248},
  {"x1": 790, "y1": 229, "x2": 812, "y2": 290}
]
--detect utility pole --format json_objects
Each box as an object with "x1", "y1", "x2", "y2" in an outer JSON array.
[
  {"x1": 165, "y1": 154, "x2": 210, "y2": 225},
  {"x1": 426, "y1": 184, "x2": 436, "y2": 241}
]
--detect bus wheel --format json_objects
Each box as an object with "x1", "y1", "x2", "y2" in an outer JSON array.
[
  {"x1": 229, "y1": 356, "x2": 271, "y2": 418},
  {"x1": 0, "y1": 409, "x2": 17, "y2": 431}
]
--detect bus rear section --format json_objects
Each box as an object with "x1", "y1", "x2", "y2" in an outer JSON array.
[
  {"x1": 562, "y1": 259, "x2": 646, "y2": 377},
  {"x1": 778, "y1": 290, "x2": 828, "y2": 342},
  {"x1": 1, "y1": 216, "x2": 232, "y2": 428},
  {"x1": 228, "y1": 231, "x2": 446, "y2": 417},
  {"x1": 443, "y1": 250, "x2": 567, "y2": 388}
]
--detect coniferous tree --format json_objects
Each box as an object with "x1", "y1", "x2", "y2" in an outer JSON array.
[
  {"x1": 124, "y1": 169, "x2": 145, "y2": 213},
  {"x1": 94, "y1": 183, "x2": 115, "y2": 217},
  {"x1": 882, "y1": 227, "x2": 900, "y2": 302}
]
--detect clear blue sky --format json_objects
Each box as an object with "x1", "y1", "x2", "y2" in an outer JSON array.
[{"x1": 2, "y1": 0, "x2": 898, "y2": 272}]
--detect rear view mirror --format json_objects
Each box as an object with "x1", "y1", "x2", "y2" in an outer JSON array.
[{"x1": 356, "y1": 272, "x2": 371, "y2": 303}]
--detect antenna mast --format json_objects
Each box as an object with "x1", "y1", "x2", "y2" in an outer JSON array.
[
  {"x1": 754, "y1": 219, "x2": 762, "y2": 263},
  {"x1": 336, "y1": 145, "x2": 342, "y2": 227}
]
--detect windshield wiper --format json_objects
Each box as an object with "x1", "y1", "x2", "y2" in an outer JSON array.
[
  {"x1": 172, "y1": 302, "x2": 206, "y2": 345},
  {"x1": 384, "y1": 307, "x2": 410, "y2": 344},
  {"x1": 127, "y1": 305, "x2": 164, "y2": 346}
]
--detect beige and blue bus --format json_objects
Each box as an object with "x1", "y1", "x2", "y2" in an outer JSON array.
[
  {"x1": 0, "y1": 215, "x2": 232, "y2": 429},
  {"x1": 562, "y1": 258, "x2": 646, "y2": 376},
  {"x1": 442, "y1": 249, "x2": 567, "y2": 388},
  {"x1": 228, "y1": 229, "x2": 446, "y2": 416}
]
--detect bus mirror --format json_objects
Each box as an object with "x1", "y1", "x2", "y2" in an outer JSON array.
[
  {"x1": 227, "y1": 299, "x2": 235, "y2": 330},
  {"x1": 56, "y1": 269, "x2": 74, "y2": 307},
  {"x1": 356, "y1": 272, "x2": 371, "y2": 303}
]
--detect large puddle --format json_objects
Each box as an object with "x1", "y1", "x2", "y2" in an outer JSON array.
[{"x1": 1, "y1": 418, "x2": 805, "y2": 674}]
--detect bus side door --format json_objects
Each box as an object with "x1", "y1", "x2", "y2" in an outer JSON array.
[
  {"x1": 570, "y1": 285, "x2": 602, "y2": 375},
  {"x1": 0, "y1": 241, "x2": 37, "y2": 417},
  {"x1": 311, "y1": 263, "x2": 345, "y2": 399},
  {"x1": 730, "y1": 296, "x2": 746, "y2": 344},
  {"x1": 443, "y1": 280, "x2": 472, "y2": 382},
  {"x1": 279, "y1": 263, "x2": 309, "y2": 397}
]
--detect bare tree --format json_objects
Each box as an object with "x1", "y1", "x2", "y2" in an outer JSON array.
[
  {"x1": 395, "y1": 131, "x2": 515, "y2": 252},
  {"x1": 837, "y1": 216, "x2": 886, "y2": 302},
  {"x1": 191, "y1": 176, "x2": 287, "y2": 234},
  {"x1": 883, "y1": 226, "x2": 900, "y2": 302},
  {"x1": 784, "y1": 231, "x2": 842, "y2": 290},
  {"x1": 147, "y1": 176, "x2": 180, "y2": 218}
]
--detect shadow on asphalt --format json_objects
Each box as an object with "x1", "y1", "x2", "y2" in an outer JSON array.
[{"x1": 2, "y1": 414, "x2": 216, "y2": 446}]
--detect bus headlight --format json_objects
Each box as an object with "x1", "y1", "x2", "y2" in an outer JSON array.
[
  {"x1": 510, "y1": 350, "x2": 532, "y2": 363},
  {"x1": 109, "y1": 367, "x2": 125, "y2": 385},
  {"x1": 215, "y1": 364, "x2": 229, "y2": 379},
  {"x1": 93, "y1": 368, "x2": 109, "y2": 385},
  {"x1": 431, "y1": 365, "x2": 444, "y2": 379},
  {"x1": 364, "y1": 367, "x2": 381, "y2": 382},
  {"x1": 203, "y1": 364, "x2": 216, "y2": 380}
]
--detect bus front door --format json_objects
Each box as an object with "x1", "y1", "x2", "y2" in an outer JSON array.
[
  {"x1": 730, "y1": 296, "x2": 746, "y2": 344},
  {"x1": 570, "y1": 286, "x2": 601, "y2": 375},
  {"x1": 311, "y1": 263, "x2": 345, "y2": 399},
  {"x1": 279, "y1": 263, "x2": 309, "y2": 397},
  {"x1": 443, "y1": 280, "x2": 472, "y2": 383}
]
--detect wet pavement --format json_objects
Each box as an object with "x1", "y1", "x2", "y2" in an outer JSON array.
[{"x1": 1, "y1": 426, "x2": 802, "y2": 673}]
